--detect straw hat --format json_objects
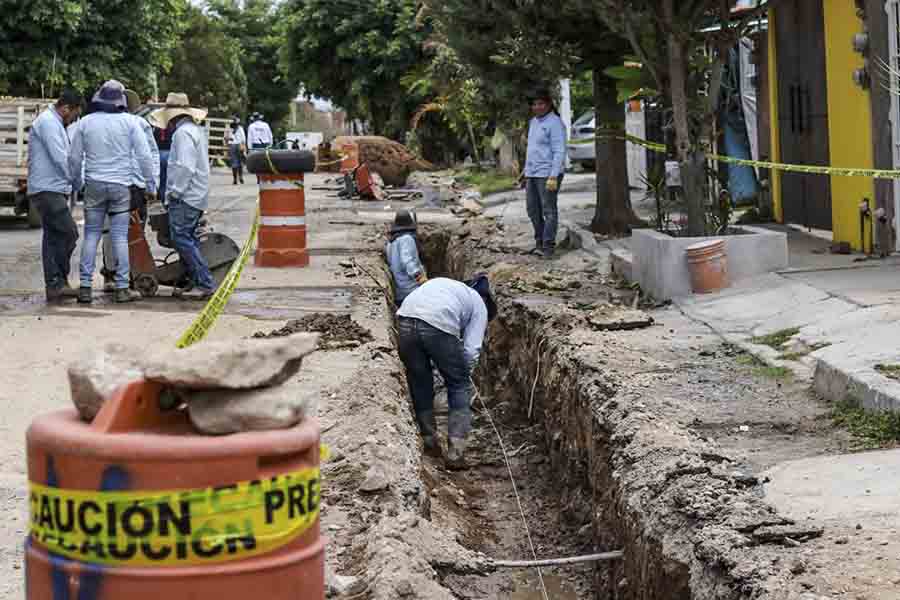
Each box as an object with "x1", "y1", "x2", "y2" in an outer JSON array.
[
  {"x1": 124, "y1": 89, "x2": 140, "y2": 113},
  {"x1": 148, "y1": 92, "x2": 208, "y2": 128}
]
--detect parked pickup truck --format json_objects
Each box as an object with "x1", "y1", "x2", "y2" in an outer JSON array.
[{"x1": 0, "y1": 99, "x2": 47, "y2": 227}]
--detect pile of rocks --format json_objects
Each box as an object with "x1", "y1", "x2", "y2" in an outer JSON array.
[{"x1": 68, "y1": 333, "x2": 319, "y2": 434}]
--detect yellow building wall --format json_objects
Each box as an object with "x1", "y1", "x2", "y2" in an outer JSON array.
[
  {"x1": 768, "y1": 8, "x2": 783, "y2": 223},
  {"x1": 823, "y1": 0, "x2": 875, "y2": 251}
]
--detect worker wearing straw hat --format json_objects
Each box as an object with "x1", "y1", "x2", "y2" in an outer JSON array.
[{"x1": 149, "y1": 93, "x2": 214, "y2": 300}]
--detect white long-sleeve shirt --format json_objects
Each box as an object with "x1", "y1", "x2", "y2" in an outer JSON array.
[
  {"x1": 27, "y1": 107, "x2": 72, "y2": 196},
  {"x1": 166, "y1": 119, "x2": 209, "y2": 211},
  {"x1": 69, "y1": 112, "x2": 155, "y2": 191},
  {"x1": 225, "y1": 125, "x2": 246, "y2": 146},
  {"x1": 397, "y1": 278, "x2": 488, "y2": 366},
  {"x1": 247, "y1": 121, "x2": 272, "y2": 146}
]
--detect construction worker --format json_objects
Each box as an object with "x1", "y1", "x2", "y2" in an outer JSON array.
[
  {"x1": 396, "y1": 275, "x2": 497, "y2": 469},
  {"x1": 27, "y1": 89, "x2": 83, "y2": 303},
  {"x1": 100, "y1": 89, "x2": 160, "y2": 292},
  {"x1": 69, "y1": 80, "x2": 155, "y2": 304},
  {"x1": 247, "y1": 112, "x2": 273, "y2": 150},
  {"x1": 522, "y1": 87, "x2": 566, "y2": 260},
  {"x1": 224, "y1": 115, "x2": 246, "y2": 184},
  {"x1": 149, "y1": 93, "x2": 214, "y2": 300},
  {"x1": 385, "y1": 209, "x2": 427, "y2": 306}
]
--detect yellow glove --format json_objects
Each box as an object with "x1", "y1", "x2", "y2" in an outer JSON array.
[
  {"x1": 415, "y1": 271, "x2": 428, "y2": 285},
  {"x1": 546, "y1": 177, "x2": 559, "y2": 192}
]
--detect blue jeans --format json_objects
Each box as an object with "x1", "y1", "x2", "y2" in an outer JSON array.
[
  {"x1": 526, "y1": 175, "x2": 563, "y2": 250},
  {"x1": 31, "y1": 192, "x2": 78, "y2": 289},
  {"x1": 397, "y1": 317, "x2": 472, "y2": 440},
  {"x1": 158, "y1": 150, "x2": 169, "y2": 204},
  {"x1": 168, "y1": 198, "x2": 214, "y2": 290},
  {"x1": 80, "y1": 182, "x2": 130, "y2": 289}
]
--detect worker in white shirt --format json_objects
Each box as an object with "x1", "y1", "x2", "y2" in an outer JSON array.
[
  {"x1": 246, "y1": 112, "x2": 273, "y2": 150},
  {"x1": 396, "y1": 275, "x2": 497, "y2": 469}
]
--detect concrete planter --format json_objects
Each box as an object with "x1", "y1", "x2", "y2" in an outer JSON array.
[{"x1": 632, "y1": 226, "x2": 788, "y2": 301}]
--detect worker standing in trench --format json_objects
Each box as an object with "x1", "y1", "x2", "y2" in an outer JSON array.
[
  {"x1": 396, "y1": 275, "x2": 497, "y2": 469},
  {"x1": 385, "y1": 209, "x2": 427, "y2": 306}
]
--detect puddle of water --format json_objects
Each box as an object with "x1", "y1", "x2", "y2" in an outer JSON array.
[{"x1": 509, "y1": 573, "x2": 579, "y2": 600}]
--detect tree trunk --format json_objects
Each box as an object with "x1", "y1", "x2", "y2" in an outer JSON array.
[
  {"x1": 590, "y1": 67, "x2": 643, "y2": 235},
  {"x1": 663, "y1": 0, "x2": 705, "y2": 236},
  {"x1": 467, "y1": 120, "x2": 481, "y2": 164}
]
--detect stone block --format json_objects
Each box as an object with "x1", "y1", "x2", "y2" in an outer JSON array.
[
  {"x1": 143, "y1": 333, "x2": 319, "y2": 390},
  {"x1": 187, "y1": 385, "x2": 317, "y2": 434}
]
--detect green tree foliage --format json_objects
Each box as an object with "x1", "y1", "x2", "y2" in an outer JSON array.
[
  {"x1": 596, "y1": 0, "x2": 771, "y2": 235},
  {"x1": 207, "y1": 0, "x2": 296, "y2": 134},
  {"x1": 160, "y1": 6, "x2": 248, "y2": 116},
  {"x1": 280, "y1": 0, "x2": 427, "y2": 139},
  {"x1": 0, "y1": 0, "x2": 187, "y2": 98}
]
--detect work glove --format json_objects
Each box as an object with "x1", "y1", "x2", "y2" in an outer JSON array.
[
  {"x1": 546, "y1": 177, "x2": 559, "y2": 193},
  {"x1": 415, "y1": 271, "x2": 428, "y2": 285},
  {"x1": 144, "y1": 190, "x2": 157, "y2": 204},
  {"x1": 517, "y1": 171, "x2": 526, "y2": 189}
]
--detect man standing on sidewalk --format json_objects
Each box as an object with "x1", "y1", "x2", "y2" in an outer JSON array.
[
  {"x1": 149, "y1": 93, "x2": 215, "y2": 300},
  {"x1": 247, "y1": 112, "x2": 273, "y2": 150},
  {"x1": 397, "y1": 275, "x2": 497, "y2": 469},
  {"x1": 27, "y1": 90, "x2": 83, "y2": 303},
  {"x1": 522, "y1": 88, "x2": 566, "y2": 260},
  {"x1": 69, "y1": 80, "x2": 156, "y2": 304}
]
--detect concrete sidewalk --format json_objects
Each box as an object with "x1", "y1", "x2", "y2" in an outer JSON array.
[{"x1": 674, "y1": 247, "x2": 900, "y2": 413}]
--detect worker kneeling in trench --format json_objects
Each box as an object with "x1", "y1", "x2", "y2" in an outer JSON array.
[{"x1": 395, "y1": 274, "x2": 497, "y2": 470}]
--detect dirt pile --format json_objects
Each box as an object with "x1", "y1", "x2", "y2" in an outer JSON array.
[
  {"x1": 333, "y1": 136, "x2": 434, "y2": 186},
  {"x1": 253, "y1": 313, "x2": 374, "y2": 348}
]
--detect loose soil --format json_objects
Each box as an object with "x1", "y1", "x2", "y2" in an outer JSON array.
[{"x1": 253, "y1": 313, "x2": 373, "y2": 347}]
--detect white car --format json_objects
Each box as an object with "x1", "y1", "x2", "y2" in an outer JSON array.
[{"x1": 567, "y1": 110, "x2": 596, "y2": 169}]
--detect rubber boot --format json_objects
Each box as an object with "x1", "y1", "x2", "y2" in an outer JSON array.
[
  {"x1": 422, "y1": 435, "x2": 442, "y2": 459},
  {"x1": 445, "y1": 437, "x2": 467, "y2": 470}
]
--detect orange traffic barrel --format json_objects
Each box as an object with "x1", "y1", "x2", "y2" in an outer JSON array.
[
  {"x1": 25, "y1": 380, "x2": 324, "y2": 599},
  {"x1": 246, "y1": 150, "x2": 317, "y2": 268},
  {"x1": 256, "y1": 173, "x2": 309, "y2": 267}
]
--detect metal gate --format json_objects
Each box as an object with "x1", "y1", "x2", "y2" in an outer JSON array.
[{"x1": 774, "y1": 0, "x2": 833, "y2": 230}]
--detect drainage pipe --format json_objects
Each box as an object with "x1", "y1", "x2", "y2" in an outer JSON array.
[{"x1": 491, "y1": 551, "x2": 625, "y2": 569}]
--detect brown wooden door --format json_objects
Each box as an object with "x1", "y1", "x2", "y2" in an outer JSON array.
[{"x1": 775, "y1": 0, "x2": 832, "y2": 230}]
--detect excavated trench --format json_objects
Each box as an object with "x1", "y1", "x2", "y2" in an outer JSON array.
[{"x1": 385, "y1": 224, "x2": 797, "y2": 600}]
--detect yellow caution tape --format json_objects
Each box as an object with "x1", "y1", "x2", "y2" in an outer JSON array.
[
  {"x1": 314, "y1": 155, "x2": 348, "y2": 168},
  {"x1": 29, "y1": 465, "x2": 320, "y2": 567},
  {"x1": 571, "y1": 134, "x2": 900, "y2": 179},
  {"x1": 175, "y1": 206, "x2": 260, "y2": 348}
]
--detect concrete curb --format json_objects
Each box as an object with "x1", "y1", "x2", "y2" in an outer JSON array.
[{"x1": 813, "y1": 358, "x2": 900, "y2": 412}]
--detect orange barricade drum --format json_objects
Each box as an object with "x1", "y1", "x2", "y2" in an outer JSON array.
[
  {"x1": 25, "y1": 380, "x2": 324, "y2": 599},
  {"x1": 246, "y1": 150, "x2": 317, "y2": 269},
  {"x1": 256, "y1": 173, "x2": 309, "y2": 268}
]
